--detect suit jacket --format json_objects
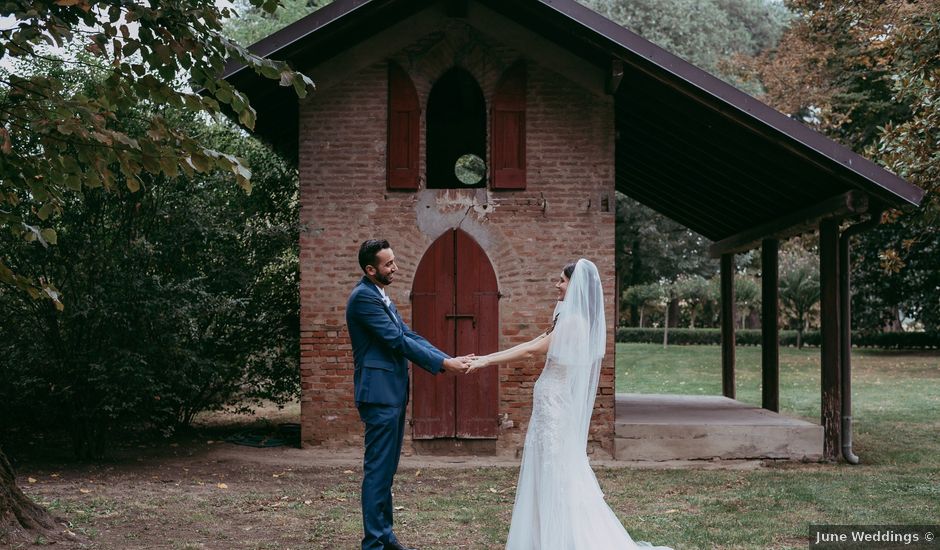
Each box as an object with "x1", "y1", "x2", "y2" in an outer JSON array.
[{"x1": 346, "y1": 276, "x2": 448, "y2": 406}]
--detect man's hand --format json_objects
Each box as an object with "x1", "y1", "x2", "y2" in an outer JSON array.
[{"x1": 442, "y1": 355, "x2": 472, "y2": 374}]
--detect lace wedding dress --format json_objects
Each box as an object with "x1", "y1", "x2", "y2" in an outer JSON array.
[{"x1": 505, "y1": 260, "x2": 672, "y2": 550}]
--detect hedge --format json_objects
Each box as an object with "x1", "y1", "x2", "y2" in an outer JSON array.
[{"x1": 615, "y1": 328, "x2": 940, "y2": 349}]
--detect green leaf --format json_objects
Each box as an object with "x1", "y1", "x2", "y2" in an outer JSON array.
[
  {"x1": 238, "y1": 105, "x2": 256, "y2": 130},
  {"x1": 160, "y1": 156, "x2": 179, "y2": 178},
  {"x1": 260, "y1": 63, "x2": 280, "y2": 80},
  {"x1": 215, "y1": 86, "x2": 232, "y2": 104},
  {"x1": 188, "y1": 154, "x2": 210, "y2": 173},
  {"x1": 37, "y1": 202, "x2": 55, "y2": 221},
  {"x1": 40, "y1": 228, "x2": 57, "y2": 245},
  {"x1": 292, "y1": 73, "x2": 312, "y2": 99},
  {"x1": 29, "y1": 181, "x2": 50, "y2": 202}
]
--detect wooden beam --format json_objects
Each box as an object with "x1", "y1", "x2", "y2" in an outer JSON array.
[
  {"x1": 606, "y1": 59, "x2": 624, "y2": 95},
  {"x1": 819, "y1": 218, "x2": 842, "y2": 461},
  {"x1": 709, "y1": 191, "x2": 868, "y2": 257},
  {"x1": 761, "y1": 238, "x2": 779, "y2": 412},
  {"x1": 721, "y1": 254, "x2": 736, "y2": 399}
]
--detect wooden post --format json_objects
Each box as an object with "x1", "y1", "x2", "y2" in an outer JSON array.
[
  {"x1": 819, "y1": 219, "x2": 842, "y2": 461},
  {"x1": 720, "y1": 254, "x2": 735, "y2": 399},
  {"x1": 761, "y1": 238, "x2": 779, "y2": 412}
]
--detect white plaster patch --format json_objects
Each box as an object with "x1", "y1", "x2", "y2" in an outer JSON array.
[{"x1": 413, "y1": 188, "x2": 505, "y2": 252}]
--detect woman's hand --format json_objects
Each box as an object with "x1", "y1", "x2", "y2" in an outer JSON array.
[{"x1": 466, "y1": 356, "x2": 490, "y2": 373}]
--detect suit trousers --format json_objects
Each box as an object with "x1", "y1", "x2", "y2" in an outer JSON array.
[{"x1": 358, "y1": 402, "x2": 406, "y2": 550}]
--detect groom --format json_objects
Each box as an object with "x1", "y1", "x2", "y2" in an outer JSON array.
[{"x1": 347, "y1": 239, "x2": 472, "y2": 550}]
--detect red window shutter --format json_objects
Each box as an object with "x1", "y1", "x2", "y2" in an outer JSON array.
[
  {"x1": 491, "y1": 61, "x2": 526, "y2": 190},
  {"x1": 387, "y1": 62, "x2": 420, "y2": 190}
]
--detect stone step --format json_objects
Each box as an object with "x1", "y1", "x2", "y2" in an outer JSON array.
[{"x1": 614, "y1": 394, "x2": 824, "y2": 461}]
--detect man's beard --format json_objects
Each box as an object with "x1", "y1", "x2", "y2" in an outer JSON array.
[{"x1": 375, "y1": 272, "x2": 393, "y2": 286}]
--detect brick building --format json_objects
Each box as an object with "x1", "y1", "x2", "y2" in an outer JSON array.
[
  {"x1": 225, "y1": 0, "x2": 924, "y2": 461},
  {"x1": 296, "y1": 15, "x2": 617, "y2": 456}
]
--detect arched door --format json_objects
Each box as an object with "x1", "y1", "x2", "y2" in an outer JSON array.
[{"x1": 411, "y1": 229, "x2": 499, "y2": 438}]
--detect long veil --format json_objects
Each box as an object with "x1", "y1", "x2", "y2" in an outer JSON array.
[
  {"x1": 546, "y1": 258, "x2": 606, "y2": 449},
  {"x1": 507, "y1": 259, "x2": 672, "y2": 549}
]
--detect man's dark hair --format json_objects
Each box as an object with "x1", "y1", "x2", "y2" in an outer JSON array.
[
  {"x1": 562, "y1": 261, "x2": 577, "y2": 280},
  {"x1": 359, "y1": 239, "x2": 391, "y2": 272}
]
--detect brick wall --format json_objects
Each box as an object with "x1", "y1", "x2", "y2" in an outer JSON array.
[{"x1": 299, "y1": 21, "x2": 616, "y2": 456}]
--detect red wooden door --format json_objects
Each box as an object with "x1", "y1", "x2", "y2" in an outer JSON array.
[{"x1": 412, "y1": 229, "x2": 499, "y2": 439}]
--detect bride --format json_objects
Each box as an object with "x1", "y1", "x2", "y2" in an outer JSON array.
[{"x1": 468, "y1": 259, "x2": 672, "y2": 550}]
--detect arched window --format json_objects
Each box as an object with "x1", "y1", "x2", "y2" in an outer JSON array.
[{"x1": 426, "y1": 67, "x2": 486, "y2": 189}]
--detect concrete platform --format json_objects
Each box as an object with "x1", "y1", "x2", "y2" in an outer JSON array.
[{"x1": 615, "y1": 393, "x2": 823, "y2": 461}]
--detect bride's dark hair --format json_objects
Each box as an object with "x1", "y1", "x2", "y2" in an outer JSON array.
[
  {"x1": 548, "y1": 261, "x2": 578, "y2": 334},
  {"x1": 562, "y1": 261, "x2": 577, "y2": 280}
]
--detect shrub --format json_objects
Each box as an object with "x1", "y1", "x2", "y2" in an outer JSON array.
[{"x1": 0, "y1": 120, "x2": 299, "y2": 458}]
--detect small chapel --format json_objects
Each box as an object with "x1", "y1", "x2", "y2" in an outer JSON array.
[{"x1": 224, "y1": 0, "x2": 924, "y2": 460}]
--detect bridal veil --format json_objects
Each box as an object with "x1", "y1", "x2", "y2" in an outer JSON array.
[{"x1": 506, "y1": 259, "x2": 672, "y2": 550}]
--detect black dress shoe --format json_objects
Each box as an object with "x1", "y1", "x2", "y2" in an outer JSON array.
[{"x1": 384, "y1": 541, "x2": 418, "y2": 550}]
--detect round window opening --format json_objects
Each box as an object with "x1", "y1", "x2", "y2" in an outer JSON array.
[{"x1": 455, "y1": 154, "x2": 486, "y2": 185}]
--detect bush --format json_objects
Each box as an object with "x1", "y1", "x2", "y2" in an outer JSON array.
[
  {"x1": 615, "y1": 328, "x2": 939, "y2": 349},
  {"x1": 0, "y1": 119, "x2": 299, "y2": 458},
  {"x1": 852, "y1": 331, "x2": 940, "y2": 349}
]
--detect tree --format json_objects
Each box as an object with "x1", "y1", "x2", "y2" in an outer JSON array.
[
  {"x1": 0, "y1": 103, "x2": 300, "y2": 457},
  {"x1": 674, "y1": 275, "x2": 713, "y2": 328},
  {"x1": 0, "y1": 0, "x2": 312, "y2": 301},
  {"x1": 622, "y1": 282, "x2": 662, "y2": 327},
  {"x1": 748, "y1": 0, "x2": 939, "y2": 332},
  {"x1": 857, "y1": 10, "x2": 940, "y2": 331},
  {"x1": 0, "y1": 452, "x2": 65, "y2": 545},
  {"x1": 0, "y1": 0, "x2": 311, "y2": 542},
  {"x1": 224, "y1": 0, "x2": 331, "y2": 45},
  {"x1": 658, "y1": 279, "x2": 678, "y2": 347},
  {"x1": 582, "y1": 0, "x2": 789, "y2": 92},
  {"x1": 734, "y1": 275, "x2": 760, "y2": 330},
  {"x1": 779, "y1": 249, "x2": 820, "y2": 348},
  {"x1": 615, "y1": 193, "x2": 718, "y2": 325}
]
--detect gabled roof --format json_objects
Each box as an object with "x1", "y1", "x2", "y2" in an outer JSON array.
[{"x1": 224, "y1": 0, "x2": 925, "y2": 248}]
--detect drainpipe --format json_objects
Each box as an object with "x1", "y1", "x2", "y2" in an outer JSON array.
[{"x1": 838, "y1": 210, "x2": 883, "y2": 465}]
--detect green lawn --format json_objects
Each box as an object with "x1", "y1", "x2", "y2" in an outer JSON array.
[
  {"x1": 606, "y1": 344, "x2": 940, "y2": 548},
  {"x1": 16, "y1": 344, "x2": 940, "y2": 549}
]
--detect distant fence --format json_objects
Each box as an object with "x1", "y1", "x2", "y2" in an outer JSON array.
[{"x1": 615, "y1": 328, "x2": 940, "y2": 349}]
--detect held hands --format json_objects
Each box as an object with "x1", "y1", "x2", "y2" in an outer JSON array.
[
  {"x1": 442, "y1": 354, "x2": 476, "y2": 374},
  {"x1": 466, "y1": 356, "x2": 490, "y2": 374}
]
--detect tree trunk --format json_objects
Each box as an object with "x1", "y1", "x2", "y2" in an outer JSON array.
[
  {"x1": 663, "y1": 302, "x2": 670, "y2": 349},
  {"x1": 0, "y1": 447, "x2": 66, "y2": 544},
  {"x1": 667, "y1": 299, "x2": 680, "y2": 328},
  {"x1": 796, "y1": 314, "x2": 806, "y2": 349}
]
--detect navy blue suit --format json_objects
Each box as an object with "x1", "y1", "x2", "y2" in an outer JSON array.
[{"x1": 347, "y1": 276, "x2": 449, "y2": 550}]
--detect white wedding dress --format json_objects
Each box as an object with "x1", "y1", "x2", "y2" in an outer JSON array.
[{"x1": 505, "y1": 260, "x2": 672, "y2": 550}]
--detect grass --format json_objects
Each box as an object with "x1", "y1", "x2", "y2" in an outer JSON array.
[
  {"x1": 607, "y1": 344, "x2": 940, "y2": 548},
  {"x1": 11, "y1": 344, "x2": 939, "y2": 549}
]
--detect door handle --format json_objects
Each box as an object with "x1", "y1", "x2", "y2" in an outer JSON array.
[{"x1": 445, "y1": 313, "x2": 476, "y2": 328}]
